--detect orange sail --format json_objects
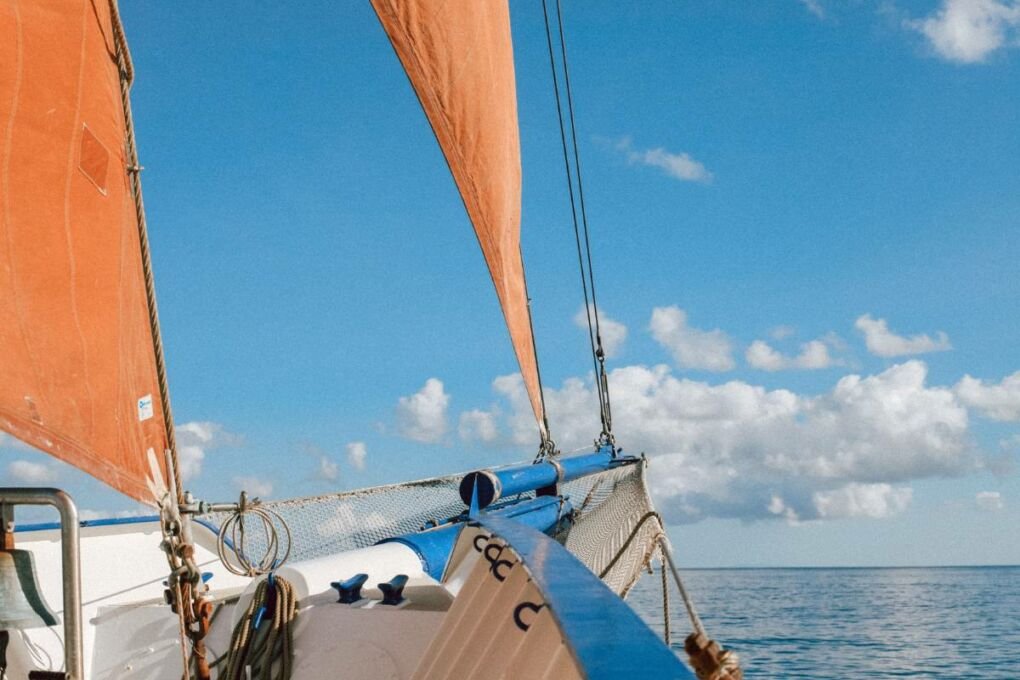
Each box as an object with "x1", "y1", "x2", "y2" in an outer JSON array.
[
  {"x1": 0, "y1": 0, "x2": 169, "y2": 501},
  {"x1": 371, "y1": 0, "x2": 548, "y2": 438}
]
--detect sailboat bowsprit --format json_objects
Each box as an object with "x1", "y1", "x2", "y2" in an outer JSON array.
[{"x1": 0, "y1": 1, "x2": 740, "y2": 678}]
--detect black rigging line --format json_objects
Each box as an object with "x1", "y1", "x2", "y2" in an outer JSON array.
[
  {"x1": 540, "y1": 0, "x2": 605, "y2": 429},
  {"x1": 541, "y1": 0, "x2": 613, "y2": 442},
  {"x1": 554, "y1": 0, "x2": 613, "y2": 437}
]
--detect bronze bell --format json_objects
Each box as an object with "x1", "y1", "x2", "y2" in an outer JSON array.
[{"x1": 0, "y1": 549, "x2": 58, "y2": 630}]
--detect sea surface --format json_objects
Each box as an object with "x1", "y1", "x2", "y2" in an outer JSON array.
[{"x1": 627, "y1": 566, "x2": 1020, "y2": 679}]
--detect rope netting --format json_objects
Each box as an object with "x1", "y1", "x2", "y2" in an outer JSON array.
[
  {"x1": 563, "y1": 460, "x2": 665, "y2": 596},
  {"x1": 200, "y1": 457, "x2": 661, "y2": 596},
  {"x1": 201, "y1": 473, "x2": 465, "y2": 563}
]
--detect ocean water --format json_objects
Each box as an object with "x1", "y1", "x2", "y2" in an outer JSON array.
[{"x1": 627, "y1": 566, "x2": 1020, "y2": 678}]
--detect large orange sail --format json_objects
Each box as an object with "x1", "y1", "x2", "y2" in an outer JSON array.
[
  {"x1": 0, "y1": 0, "x2": 169, "y2": 501},
  {"x1": 371, "y1": 0, "x2": 548, "y2": 438}
]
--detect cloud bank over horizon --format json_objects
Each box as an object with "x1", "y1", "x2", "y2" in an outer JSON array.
[
  {"x1": 460, "y1": 359, "x2": 992, "y2": 524},
  {"x1": 448, "y1": 309, "x2": 1017, "y2": 527}
]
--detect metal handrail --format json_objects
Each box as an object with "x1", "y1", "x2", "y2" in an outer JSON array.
[{"x1": 0, "y1": 487, "x2": 83, "y2": 680}]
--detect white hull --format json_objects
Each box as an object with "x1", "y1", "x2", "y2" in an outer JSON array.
[{"x1": 7, "y1": 503, "x2": 692, "y2": 679}]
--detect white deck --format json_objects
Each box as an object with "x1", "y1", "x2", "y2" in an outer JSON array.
[{"x1": 8, "y1": 519, "x2": 443, "y2": 678}]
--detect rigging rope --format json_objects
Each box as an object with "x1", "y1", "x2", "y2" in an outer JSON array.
[
  {"x1": 659, "y1": 537, "x2": 744, "y2": 680},
  {"x1": 107, "y1": 0, "x2": 182, "y2": 501},
  {"x1": 540, "y1": 0, "x2": 613, "y2": 442},
  {"x1": 658, "y1": 536, "x2": 706, "y2": 640},
  {"x1": 593, "y1": 507, "x2": 743, "y2": 678},
  {"x1": 661, "y1": 557, "x2": 671, "y2": 646},
  {"x1": 223, "y1": 576, "x2": 298, "y2": 680},
  {"x1": 106, "y1": 4, "x2": 210, "y2": 677}
]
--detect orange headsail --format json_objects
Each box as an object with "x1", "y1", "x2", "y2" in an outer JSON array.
[
  {"x1": 371, "y1": 0, "x2": 548, "y2": 439},
  {"x1": 0, "y1": 0, "x2": 169, "y2": 501}
]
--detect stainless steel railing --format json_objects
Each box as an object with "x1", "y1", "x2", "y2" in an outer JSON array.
[{"x1": 0, "y1": 487, "x2": 83, "y2": 680}]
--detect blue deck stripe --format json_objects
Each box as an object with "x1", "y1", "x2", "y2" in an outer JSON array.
[
  {"x1": 14, "y1": 514, "x2": 223, "y2": 541},
  {"x1": 14, "y1": 515, "x2": 161, "y2": 532}
]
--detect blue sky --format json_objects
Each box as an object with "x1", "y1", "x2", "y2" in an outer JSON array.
[{"x1": 2, "y1": 1, "x2": 1018, "y2": 567}]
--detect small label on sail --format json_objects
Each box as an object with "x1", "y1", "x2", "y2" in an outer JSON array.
[{"x1": 137, "y1": 395, "x2": 154, "y2": 421}]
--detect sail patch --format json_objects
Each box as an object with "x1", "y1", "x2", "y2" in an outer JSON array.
[{"x1": 78, "y1": 124, "x2": 109, "y2": 195}]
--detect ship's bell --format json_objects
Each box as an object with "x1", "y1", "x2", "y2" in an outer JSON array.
[{"x1": 0, "y1": 549, "x2": 58, "y2": 630}]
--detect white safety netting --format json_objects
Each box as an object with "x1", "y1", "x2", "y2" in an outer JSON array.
[
  {"x1": 563, "y1": 460, "x2": 665, "y2": 596},
  {"x1": 201, "y1": 456, "x2": 662, "y2": 596}
]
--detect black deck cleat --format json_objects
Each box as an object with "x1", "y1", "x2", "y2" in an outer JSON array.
[
  {"x1": 330, "y1": 573, "x2": 369, "y2": 604},
  {"x1": 378, "y1": 574, "x2": 409, "y2": 605}
]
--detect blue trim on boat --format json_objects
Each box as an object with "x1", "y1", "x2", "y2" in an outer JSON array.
[
  {"x1": 14, "y1": 514, "x2": 161, "y2": 532},
  {"x1": 381, "y1": 495, "x2": 573, "y2": 580},
  {"x1": 459, "y1": 446, "x2": 628, "y2": 508},
  {"x1": 382, "y1": 524, "x2": 463, "y2": 580},
  {"x1": 479, "y1": 514, "x2": 695, "y2": 679},
  {"x1": 15, "y1": 514, "x2": 225, "y2": 545}
]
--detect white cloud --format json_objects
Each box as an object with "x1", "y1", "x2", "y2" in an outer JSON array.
[
  {"x1": 6, "y1": 459, "x2": 57, "y2": 484},
  {"x1": 638, "y1": 148, "x2": 714, "y2": 183},
  {"x1": 799, "y1": 0, "x2": 825, "y2": 19},
  {"x1": 855, "y1": 314, "x2": 951, "y2": 357},
  {"x1": 615, "y1": 137, "x2": 712, "y2": 183},
  {"x1": 346, "y1": 441, "x2": 367, "y2": 471},
  {"x1": 573, "y1": 305, "x2": 627, "y2": 358},
  {"x1": 746, "y1": 339, "x2": 837, "y2": 371},
  {"x1": 317, "y1": 455, "x2": 339, "y2": 481},
  {"x1": 650, "y1": 306, "x2": 736, "y2": 372},
  {"x1": 233, "y1": 475, "x2": 273, "y2": 498},
  {"x1": 458, "y1": 409, "x2": 500, "y2": 443},
  {"x1": 955, "y1": 371, "x2": 1020, "y2": 421},
  {"x1": 767, "y1": 494, "x2": 801, "y2": 523},
  {"x1": 975, "y1": 490, "x2": 1005, "y2": 511},
  {"x1": 745, "y1": 341, "x2": 786, "y2": 371},
  {"x1": 475, "y1": 360, "x2": 974, "y2": 523},
  {"x1": 396, "y1": 378, "x2": 450, "y2": 443},
  {"x1": 175, "y1": 421, "x2": 242, "y2": 481},
  {"x1": 770, "y1": 325, "x2": 796, "y2": 340},
  {"x1": 79, "y1": 507, "x2": 151, "y2": 521},
  {"x1": 813, "y1": 483, "x2": 913, "y2": 519},
  {"x1": 493, "y1": 373, "x2": 572, "y2": 447},
  {"x1": 909, "y1": 0, "x2": 1020, "y2": 64}
]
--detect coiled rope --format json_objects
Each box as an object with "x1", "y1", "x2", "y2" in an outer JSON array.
[
  {"x1": 217, "y1": 493, "x2": 292, "y2": 577},
  {"x1": 223, "y1": 576, "x2": 297, "y2": 680}
]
